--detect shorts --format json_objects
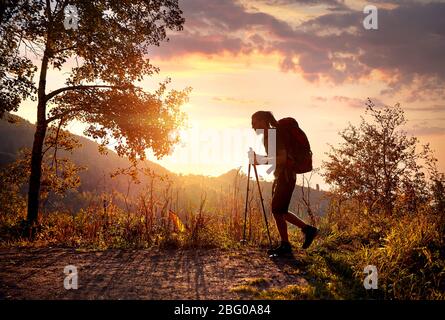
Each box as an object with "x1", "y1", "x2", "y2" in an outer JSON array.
[{"x1": 271, "y1": 169, "x2": 296, "y2": 214}]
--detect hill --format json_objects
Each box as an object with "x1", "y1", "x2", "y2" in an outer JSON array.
[{"x1": 0, "y1": 113, "x2": 328, "y2": 216}]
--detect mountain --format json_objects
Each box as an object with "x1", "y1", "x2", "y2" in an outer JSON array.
[
  {"x1": 0, "y1": 113, "x2": 172, "y2": 191},
  {"x1": 0, "y1": 114, "x2": 329, "y2": 216}
]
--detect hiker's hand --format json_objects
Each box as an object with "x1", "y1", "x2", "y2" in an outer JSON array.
[
  {"x1": 248, "y1": 148, "x2": 268, "y2": 165},
  {"x1": 248, "y1": 148, "x2": 257, "y2": 164}
]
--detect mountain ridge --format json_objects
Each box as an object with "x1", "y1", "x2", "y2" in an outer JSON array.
[{"x1": 0, "y1": 113, "x2": 328, "y2": 216}]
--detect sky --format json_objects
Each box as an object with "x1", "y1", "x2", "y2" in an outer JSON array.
[{"x1": 15, "y1": 0, "x2": 445, "y2": 189}]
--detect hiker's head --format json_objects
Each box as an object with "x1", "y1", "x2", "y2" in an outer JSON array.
[{"x1": 251, "y1": 111, "x2": 278, "y2": 132}]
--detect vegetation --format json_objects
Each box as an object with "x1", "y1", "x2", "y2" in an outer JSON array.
[
  {"x1": 1, "y1": 0, "x2": 442, "y2": 301},
  {"x1": 0, "y1": 101, "x2": 444, "y2": 299},
  {"x1": 323, "y1": 99, "x2": 439, "y2": 216},
  {"x1": 0, "y1": 0, "x2": 190, "y2": 231}
]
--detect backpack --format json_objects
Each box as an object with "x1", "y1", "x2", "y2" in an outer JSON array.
[{"x1": 277, "y1": 117, "x2": 313, "y2": 174}]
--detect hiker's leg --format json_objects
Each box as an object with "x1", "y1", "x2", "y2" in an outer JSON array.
[
  {"x1": 273, "y1": 213, "x2": 289, "y2": 243},
  {"x1": 285, "y1": 211, "x2": 318, "y2": 249},
  {"x1": 271, "y1": 171, "x2": 296, "y2": 244},
  {"x1": 284, "y1": 211, "x2": 307, "y2": 229}
]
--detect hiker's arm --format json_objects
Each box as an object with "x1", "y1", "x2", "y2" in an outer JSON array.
[
  {"x1": 275, "y1": 148, "x2": 287, "y2": 167},
  {"x1": 260, "y1": 148, "x2": 286, "y2": 174},
  {"x1": 248, "y1": 148, "x2": 285, "y2": 166}
]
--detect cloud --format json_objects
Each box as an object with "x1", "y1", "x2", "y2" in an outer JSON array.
[
  {"x1": 312, "y1": 95, "x2": 386, "y2": 108},
  {"x1": 405, "y1": 105, "x2": 445, "y2": 113},
  {"x1": 254, "y1": 0, "x2": 349, "y2": 10},
  {"x1": 332, "y1": 96, "x2": 366, "y2": 108},
  {"x1": 312, "y1": 96, "x2": 328, "y2": 102},
  {"x1": 409, "y1": 126, "x2": 445, "y2": 136},
  {"x1": 153, "y1": 0, "x2": 445, "y2": 100},
  {"x1": 212, "y1": 96, "x2": 266, "y2": 105}
]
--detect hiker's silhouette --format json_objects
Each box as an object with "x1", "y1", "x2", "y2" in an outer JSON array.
[{"x1": 250, "y1": 111, "x2": 318, "y2": 256}]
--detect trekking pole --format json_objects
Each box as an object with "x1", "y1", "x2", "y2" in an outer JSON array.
[
  {"x1": 252, "y1": 163, "x2": 273, "y2": 248},
  {"x1": 241, "y1": 162, "x2": 251, "y2": 245}
]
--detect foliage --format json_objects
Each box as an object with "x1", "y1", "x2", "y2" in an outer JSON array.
[
  {"x1": 0, "y1": 123, "x2": 85, "y2": 201},
  {"x1": 0, "y1": 0, "x2": 189, "y2": 152},
  {"x1": 323, "y1": 99, "x2": 437, "y2": 215},
  {"x1": 0, "y1": 0, "x2": 190, "y2": 224}
]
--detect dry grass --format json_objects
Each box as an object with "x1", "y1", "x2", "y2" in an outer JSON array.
[{"x1": 0, "y1": 172, "x2": 443, "y2": 300}]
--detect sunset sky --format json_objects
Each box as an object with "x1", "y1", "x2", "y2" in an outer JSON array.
[{"x1": 15, "y1": 0, "x2": 445, "y2": 189}]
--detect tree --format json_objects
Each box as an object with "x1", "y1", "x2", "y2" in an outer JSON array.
[
  {"x1": 323, "y1": 99, "x2": 436, "y2": 215},
  {"x1": 0, "y1": 0, "x2": 190, "y2": 232}
]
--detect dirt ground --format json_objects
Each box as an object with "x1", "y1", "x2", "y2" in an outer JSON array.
[{"x1": 0, "y1": 247, "x2": 309, "y2": 300}]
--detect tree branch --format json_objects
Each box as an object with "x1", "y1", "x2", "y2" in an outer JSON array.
[
  {"x1": 46, "y1": 106, "x2": 84, "y2": 124},
  {"x1": 45, "y1": 85, "x2": 129, "y2": 103}
]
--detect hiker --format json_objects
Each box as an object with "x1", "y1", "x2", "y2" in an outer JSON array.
[{"x1": 249, "y1": 111, "x2": 318, "y2": 256}]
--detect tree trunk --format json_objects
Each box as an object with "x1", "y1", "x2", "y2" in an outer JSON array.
[
  {"x1": 26, "y1": 117, "x2": 47, "y2": 225},
  {"x1": 26, "y1": 49, "x2": 49, "y2": 230}
]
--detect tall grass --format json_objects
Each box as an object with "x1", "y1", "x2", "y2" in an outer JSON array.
[
  {"x1": 0, "y1": 171, "x2": 443, "y2": 300},
  {"x1": 0, "y1": 169, "x2": 278, "y2": 249}
]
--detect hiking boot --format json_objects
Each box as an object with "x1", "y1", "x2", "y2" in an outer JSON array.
[
  {"x1": 267, "y1": 241, "x2": 292, "y2": 256},
  {"x1": 302, "y1": 225, "x2": 318, "y2": 249}
]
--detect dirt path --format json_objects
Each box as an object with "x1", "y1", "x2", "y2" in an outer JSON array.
[{"x1": 0, "y1": 247, "x2": 309, "y2": 300}]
